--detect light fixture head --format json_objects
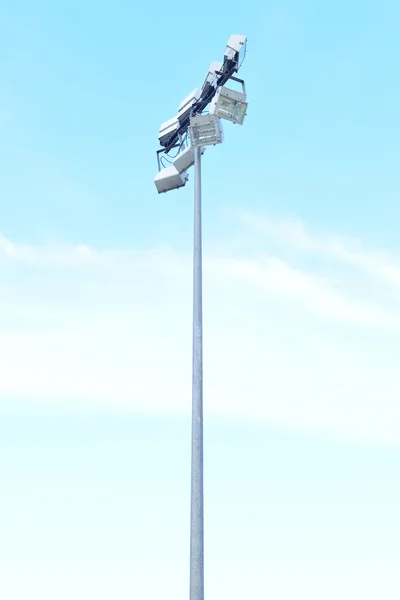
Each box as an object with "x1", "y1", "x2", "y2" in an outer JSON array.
[
  {"x1": 224, "y1": 35, "x2": 247, "y2": 71},
  {"x1": 178, "y1": 88, "x2": 202, "y2": 122},
  {"x1": 154, "y1": 166, "x2": 189, "y2": 193},
  {"x1": 158, "y1": 116, "x2": 179, "y2": 147},
  {"x1": 209, "y1": 86, "x2": 248, "y2": 125},
  {"x1": 201, "y1": 61, "x2": 223, "y2": 92},
  {"x1": 173, "y1": 146, "x2": 206, "y2": 174},
  {"x1": 189, "y1": 114, "x2": 224, "y2": 147},
  {"x1": 226, "y1": 34, "x2": 247, "y2": 55}
]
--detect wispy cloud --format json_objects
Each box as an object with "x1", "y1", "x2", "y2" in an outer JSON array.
[
  {"x1": 0, "y1": 233, "x2": 391, "y2": 329},
  {"x1": 241, "y1": 211, "x2": 400, "y2": 288},
  {"x1": 1, "y1": 223, "x2": 400, "y2": 445},
  {"x1": 0, "y1": 234, "x2": 113, "y2": 267},
  {"x1": 217, "y1": 255, "x2": 392, "y2": 329}
]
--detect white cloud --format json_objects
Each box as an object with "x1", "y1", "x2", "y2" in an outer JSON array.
[
  {"x1": 0, "y1": 234, "x2": 115, "y2": 267},
  {"x1": 1, "y1": 226, "x2": 400, "y2": 445},
  {"x1": 241, "y1": 211, "x2": 400, "y2": 288},
  {"x1": 216, "y1": 255, "x2": 392, "y2": 328}
]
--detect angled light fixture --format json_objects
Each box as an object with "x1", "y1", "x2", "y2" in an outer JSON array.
[
  {"x1": 189, "y1": 114, "x2": 224, "y2": 147},
  {"x1": 209, "y1": 86, "x2": 248, "y2": 125},
  {"x1": 154, "y1": 166, "x2": 189, "y2": 193},
  {"x1": 178, "y1": 88, "x2": 202, "y2": 122},
  {"x1": 158, "y1": 115, "x2": 179, "y2": 147},
  {"x1": 173, "y1": 145, "x2": 206, "y2": 174},
  {"x1": 201, "y1": 61, "x2": 223, "y2": 92},
  {"x1": 224, "y1": 34, "x2": 247, "y2": 70}
]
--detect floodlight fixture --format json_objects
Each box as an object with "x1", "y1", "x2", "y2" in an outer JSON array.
[
  {"x1": 158, "y1": 115, "x2": 179, "y2": 147},
  {"x1": 156, "y1": 34, "x2": 248, "y2": 152},
  {"x1": 154, "y1": 166, "x2": 189, "y2": 193},
  {"x1": 173, "y1": 145, "x2": 205, "y2": 174},
  {"x1": 209, "y1": 86, "x2": 248, "y2": 125},
  {"x1": 189, "y1": 114, "x2": 224, "y2": 147},
  {"x1": 201, "y1": 61, "x2": 223, "y2": 92},
  {"x1": 225, "y1": 34, "x2": 247, "y2": 70},
  {"x1": 178, "y1": 88, "x2": 202, "y2": 122}
]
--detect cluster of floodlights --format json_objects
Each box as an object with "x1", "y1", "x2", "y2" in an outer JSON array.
[{"x1": 154, "y1": 34, "x2": 248, "y2": 194}]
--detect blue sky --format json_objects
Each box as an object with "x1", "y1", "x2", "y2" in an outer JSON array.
[{"x1": 1, "y1": 0, "x2": 400, "y2": 598}]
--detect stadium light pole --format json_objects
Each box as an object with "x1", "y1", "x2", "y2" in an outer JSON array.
[
  {"x1": 187, "y1": 112, "x2": 224, "y2": 600},
  {"x1": 154, "y1": 35, "x2": 247, "y2": 600},
  {"x1": 190, "y1": 143, "x2": 204, "y2": 600}
]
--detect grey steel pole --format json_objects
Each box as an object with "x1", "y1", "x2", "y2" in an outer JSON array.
[{"x1": 190, "y1": 145, "x2": 204, "y2": 600}]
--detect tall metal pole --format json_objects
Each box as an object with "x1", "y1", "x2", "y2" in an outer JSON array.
[{"x1": 190, "y1": 145, "x2": 204, "y2": 600}]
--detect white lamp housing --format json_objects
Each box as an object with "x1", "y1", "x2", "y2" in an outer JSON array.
[
  {"x1": 173, "y1": 146, "x2": 206, "y2": 174},
  {"x1": 154, "y1": 166, "x2": 189, "y2": 193},
  {"x1": 201, "y1": 61, "x2": 223, "y2": 91},
  {"x1": 225, "y1": 34, "x2": 247, "y2": 69},
  {"x1": 209, "y1": 86, "x2": 248, "y2": 125},
  {"x1": 158, "y1": 116, "x2": 179, "y2": 146},
  {"x1": 189, "y1": 114, "x2": 224, "y2": 147},
  {"x1": 178, "y1": 88, "x2": 202, "y2": 121}
]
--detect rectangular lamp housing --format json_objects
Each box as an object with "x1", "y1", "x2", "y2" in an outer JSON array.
[
  {"x1": 154, "y1": 166, "x2": 189, "y2": 193},
  {"x1": 201, "y1": 61, "x2": 223, "y2": 92},
  {"x1": 178, "y1": 88, "x2": 201, "y2": 121},
  {"x1": 173, "y1": 146, "x2": 205, "y2": 174},
  {"x1": 189, "y1": 114, "x2": 224, "y2": 147},
  {"x1": 209, "y1": 86, "x2": 248, "y2": 125},
  {"x1": 225, "y1": 34, "x2": 247, "y2": 69},
  {"x1": 158, "y1": 116, "x2": 179, "y2": 146}
]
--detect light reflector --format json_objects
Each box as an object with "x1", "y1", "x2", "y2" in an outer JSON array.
[
  {"x1": 189, "y1": 114, "x2": 224, "y2": 147},
  {"x1": 154, "y1": 166, "x2": 189, "y2": 193},
  {"x1": 209, "y1": 86, "x2": 248, "y2": 125}
]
